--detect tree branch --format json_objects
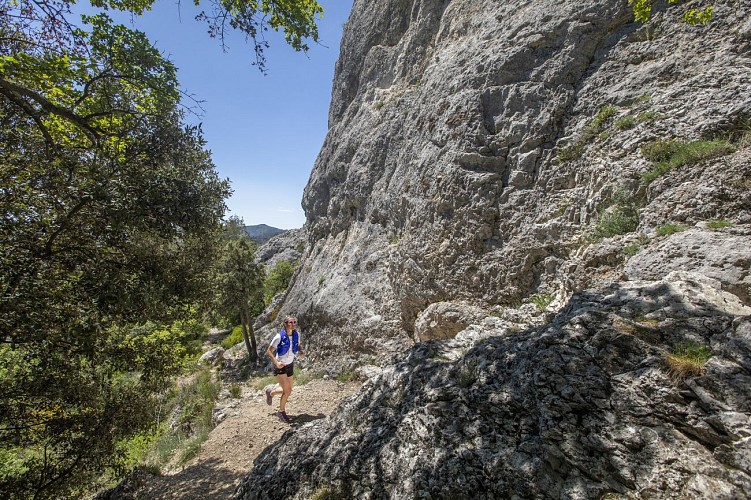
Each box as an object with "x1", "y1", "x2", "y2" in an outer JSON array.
[{"x1": 0, "y1": 77, "x2": 100, "y2": 144}]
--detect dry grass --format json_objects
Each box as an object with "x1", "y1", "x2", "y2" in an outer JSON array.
[{"x1": 665, "y1": 342, "x2": 711, "y2": 379}]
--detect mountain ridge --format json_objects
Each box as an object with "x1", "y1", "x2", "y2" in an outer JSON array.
[{"x1": 243, "y1": 224, "x2": 287, "y2": 244}]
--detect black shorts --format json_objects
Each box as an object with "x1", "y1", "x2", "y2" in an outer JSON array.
[{"x1": 274, "y1": 362, "x2": 294, "y2": 377}]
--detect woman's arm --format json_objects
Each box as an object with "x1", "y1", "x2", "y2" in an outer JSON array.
[{"x1": 267, "y1": 344, "x2": 282, "y2": 368}]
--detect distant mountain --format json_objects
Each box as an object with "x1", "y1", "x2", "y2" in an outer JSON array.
[{"x1": 244, "y1": 224, "x2": 286, "y2": 244}]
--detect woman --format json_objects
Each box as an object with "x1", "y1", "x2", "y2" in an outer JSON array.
[{"x1": 265, "y1": 316, "x2": 304, "y2": 423}]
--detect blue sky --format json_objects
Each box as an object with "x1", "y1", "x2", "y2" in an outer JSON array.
[{"x1": 110, "y1": 1, "x2": 354, "y2": 229}]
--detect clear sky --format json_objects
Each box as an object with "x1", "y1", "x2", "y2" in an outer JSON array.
[{"x1": 111, "y1": 1, "x2": 354, "y2": 229}]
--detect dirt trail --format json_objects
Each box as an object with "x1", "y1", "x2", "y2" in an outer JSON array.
[{"x1": 125, "y1": 378, "x2": 361, "y2": 499}]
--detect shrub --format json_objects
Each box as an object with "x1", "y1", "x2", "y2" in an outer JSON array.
[
  {"x1": 593, "y1": 189, "x2": 640, "y2": 239},
  {"x1": 665, "y1": 342, "x2": 711, "y2": 379},
  {"x1": 640, "y1": 138, "x2": 736, "y2": 183},
  {"x1": 615, "y1": 115, "x2": 636, "y2": 130},
  {"x1": 656, "y1": 223, "x2": 686, "y2": 237},
  {"x1": 229, "y1": 383, "x2": 242, "y2": 399},
  {"x1": 636, "y1": 110, "x2": 659, "y2": 123},
  {"x1": 706, "y1": 219, "x2": 732, "y2": 229},
  {"x1": 527, "y1": 293, "x2": 554, "y2": 311},
  {"x1": 624, "y1": 243, "x2": 640, "y2": 256},
  {"x1": 116, "y1": 366, "x2": 222, "y2": 474},
  {"x1": 311, "y1": 485, "x2": 348, "y2": 500},
  {"x1": 263, "y1": 260, "x2": 296, "y2": 305},
  {"x1": 221, "y1": 325, "x2": 245, "y2": 349}
]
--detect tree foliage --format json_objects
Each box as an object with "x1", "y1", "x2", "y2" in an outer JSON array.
[
  {"x1": 263, "y1": 259, "x2": 296, "y2": 305},
  {"x1": 0, "y1": 0, "x2": 321, "y2": 496},
  {"x1": 629, "y1": 0, "x2": 713, "y2": 25},
  {"x1": 213, "y1": 229, "x2": 265, "y2": 361}
]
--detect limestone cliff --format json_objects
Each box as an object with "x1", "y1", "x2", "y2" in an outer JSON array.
[
  {"x1": 269, "y1": 0, "x2": 750, "y2": 366},
  {"x1": 238, "y1": 0, "x2": 751, "y2": 497}
]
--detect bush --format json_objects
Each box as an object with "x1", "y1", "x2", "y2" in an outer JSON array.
[
  {"x1": 624, "y1": 243, "x2": 640, "y2": 256},
  {"x1": 615, "y1": 115, "x2": 636, "y2": 130},
  {"x1": 221, "y1": 325, "x2": 245, "y2": 349},
  {"x1": 229, "y1": 383, "x2": 242, "y2": 399},
  {"x1": 336, "y1": 371, "x2": 360, "y2": 383},
  {"x1": 263, "y1": 260, "x2": 297, "y2": 304},
  {"x1": 640, "y1": 138, "x2": 736, "y2": 183},
  {"x1": 527, "y1": 293, "x2": 554, "y2": 311},
  {"x1": 593, "y1": 189, "x2": 640, "y2": 239},
  {"x1": 114, "y1": 366, "x2": 221, "y2": 475},
  {"x1": 665, "y1": 342, "x2": 711, "y2": 379}
]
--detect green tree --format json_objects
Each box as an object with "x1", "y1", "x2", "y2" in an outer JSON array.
[
  {"x1": 263, "y1": 259, "x2": 297, "y2": 305},
  {"x1": 0, "y1": 0, "x2": 321, "y2": 496},
  {"x1": 214, "y1": 235, "x2": 265, "y2": 362}
]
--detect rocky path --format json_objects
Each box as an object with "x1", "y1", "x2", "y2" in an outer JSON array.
[{"x1": 120, "y1": 378, "x2": 361, "y2": 499}]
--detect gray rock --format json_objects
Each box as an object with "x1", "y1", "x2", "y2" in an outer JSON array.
[
  {"x1": 625, "y1": 228, "x2": 751, "y2": 306},
  {"x1": 235, "y1": 0, "x2": 751, "y2": 496},
  {"x1": 272, "y1": 0, "x2": 751, "y2": 366},
  {"x1": 198, "y1": 347, "x2": 225, "y2": 366},
  {"x1": 234, "y1": 276, "x2": 751, "y2": 499},
  {"x1": 413, "y1": 301, "x2": 487, "y2": 341}
]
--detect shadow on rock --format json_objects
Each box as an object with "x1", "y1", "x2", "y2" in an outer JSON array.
[{"x1": 234, "y1": 273, "x2": 751, "y2": 499}]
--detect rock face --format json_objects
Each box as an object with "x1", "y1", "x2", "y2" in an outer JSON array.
[
  {"x1": 254, "y1": 227, "x2": 305, "y2": 269},
  {"x1": 269, "y1": 0, "x2": 751, "y2": 365},
  {"x1": 237, "y1": 1, "x2": 751, "y2": 497},
  {"x1": 235, "y1": 273, "x2": 751, "y2": 499}
]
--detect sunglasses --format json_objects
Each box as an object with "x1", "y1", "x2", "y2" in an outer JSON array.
[{"x1": 285, "y1": 320, "x2": 296, "y2": 324}]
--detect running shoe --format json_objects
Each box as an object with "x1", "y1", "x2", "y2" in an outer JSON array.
[
  {"x1": 278, "y1": 411, "x2": 290, "y2": 423},
  {"x1": 265, "y1": 388, "x2": 272, "y2": 406}
]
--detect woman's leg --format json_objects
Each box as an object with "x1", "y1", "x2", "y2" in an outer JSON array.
[{"x1": 279, "y1": 373, "x2": 294, "y2": 412}]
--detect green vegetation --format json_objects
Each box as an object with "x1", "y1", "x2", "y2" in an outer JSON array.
[
  {"x1": 615, "y1": 115, "x2": 636, "y2": 130},
  {"x1": 665, "y1": 342, "x2": 712, "y2": 378},
  {"x1": 527, "y1": 293, "x2": 554, "y2": 311},
  {"x1": 310, "y1": 485, "x2": 348, "y2": 500},
  {"x1": 559, "y1": 105, "x2": 618, "y2": 161},
  {"x1": 636, "y1": 110, "x2": 660, "y2": 123},
  {"x1": 656, "y1": 223, "x2": 686, "y2": 236},
  {"x1": 221, "y1": 325, "x2": 246, "y2": 349},
  {"x1": 116, "y1": 365, "x2": 221, "y2": 477},
  {"x1": 374, "y1": 101, "x2": 385, "y2": 110},
  {"x1": 263, "y1": 260, "x2": 297, "y2": 304},
  {"x1": 593, "y1": 188, "x2": 640, "y2": 240},
  {"x1": 640, "y1": 138, "x2": 736, "y2": 183},
  {"x1": 706, "y1": 220, "x2": 733, "y2": 230},
  {"x1": 624, "y1": 243, "x2": 641, "y2": 256},
  {"x1": 630, "y1": 0, "x2": 713, "y2": 25},
  {"x1": 0, "y1": 0, "x2": 323, "y2": 496},
  {"x1": 229, "y1": 383, "x2": 243, "y2": 399},
  {"x1": 336, "y1": 371, "x2": 360, "y2": 383},
  {"x1": 214, "y1": 235, "x2": 265, "y2": 361}
]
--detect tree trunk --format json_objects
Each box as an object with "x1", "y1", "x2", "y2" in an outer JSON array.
[{"x1": 240, "y1": 307, "x2": 257, "y2": 362}]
